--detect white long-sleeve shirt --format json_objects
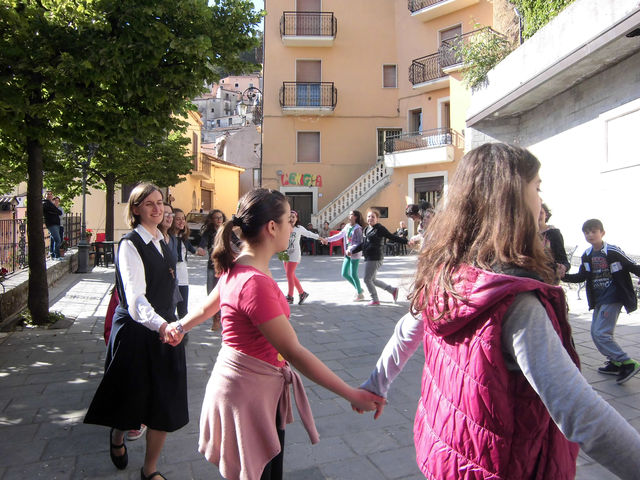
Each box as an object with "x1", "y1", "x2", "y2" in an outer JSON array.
[
  {"x1": 286, "y1": 225, "x2": 320, "y2": 263},
  {"x1": 118, "y1": 224, "x2": 168, "y2": 332}
]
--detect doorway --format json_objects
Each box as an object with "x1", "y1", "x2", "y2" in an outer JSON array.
[{"x1": 285, "y1": 192, "x2": 313, "y2": 226}]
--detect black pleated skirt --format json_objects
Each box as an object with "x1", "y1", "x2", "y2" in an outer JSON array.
[{"x1": 84, "y1": 306, "x2": 188, "y2": 432}]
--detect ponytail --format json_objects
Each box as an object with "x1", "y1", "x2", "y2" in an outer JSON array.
[
  {"x1": 212, "y1": 188, "x2": 289, "y2": 275},
  {"x1": 212, "y1": 220, "x2": 237, "y2": 276}
]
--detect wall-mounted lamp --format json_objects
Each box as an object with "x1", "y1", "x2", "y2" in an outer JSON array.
[{"x1": 276, "y1": 170, "x2": 283, "y2": 176}]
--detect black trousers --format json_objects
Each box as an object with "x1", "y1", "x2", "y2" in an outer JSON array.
[{"x1": 260, "y1": 413, "x2": 285, "y2": 480}]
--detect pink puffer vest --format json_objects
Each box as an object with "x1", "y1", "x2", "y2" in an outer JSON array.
[{"x1": 414, "y1": 266, "x2": 580, "y2": 479}]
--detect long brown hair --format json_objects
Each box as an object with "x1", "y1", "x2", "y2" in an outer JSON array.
[
  {"x1": 409, "y1": 143, "x2": 554, "y2": 318},
  {"x1": 213, "y1": 189, "x2": 289, "y2": 275},
  {"x1": 169, "y1": 208, "x2": 190, "y2": 242}
]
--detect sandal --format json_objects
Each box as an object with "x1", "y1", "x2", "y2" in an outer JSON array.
[
  {"x1": 109, "y1": 427, "x2": 128, "y2": 470},
  {"x1": 141, "y1": 468, "x2": 167, "y2": 480}
]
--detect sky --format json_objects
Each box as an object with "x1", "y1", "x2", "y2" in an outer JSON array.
[{"x1": 252, "y1": 0, "x2": 264, "y2": 30}]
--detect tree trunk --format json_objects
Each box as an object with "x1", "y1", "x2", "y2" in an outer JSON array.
[
  {"x1": 26, "y1": 137, "x2": 50, "y2": 324},
  {"x1": 105, "y1": 172, "x2": 115, "y2": 241}
]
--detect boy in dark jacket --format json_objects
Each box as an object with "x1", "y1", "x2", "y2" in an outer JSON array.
[{"x1": 563, "y1": 219, "x2": 640, "y2": 384}]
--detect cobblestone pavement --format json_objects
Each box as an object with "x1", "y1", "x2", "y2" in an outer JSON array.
[{"x1": 0, "y1": 254, "x2": 639, "y2": 479}]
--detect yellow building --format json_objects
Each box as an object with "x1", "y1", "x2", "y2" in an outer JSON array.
[
  {"x1": 262, "y1": 0, "x2": 515, "y2": 234},
  {"x1": 75, "y1": 110, "x2": 244, "y2": 240}
]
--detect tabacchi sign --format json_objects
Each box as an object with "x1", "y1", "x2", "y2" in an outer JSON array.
[{"x1": 280, "y1": 173, "x2": 323, "y2": 187}]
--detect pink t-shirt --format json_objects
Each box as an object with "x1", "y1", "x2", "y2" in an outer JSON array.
[{"x1": 219, "y1": 264, "x2": 290, "y2": 367}]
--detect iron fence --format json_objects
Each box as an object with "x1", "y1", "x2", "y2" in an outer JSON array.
[
  {"x1": 0, "y1": 213, "x2": 81, "y2": 275},
  {"x1": 384, "y1": 128, "x2": 453, "y2": 154},
  {"x1": 279, "y1": 82, "x2": 338, "y2": 109},
  {"x1": 280, "y1": 11, "x2": 337, "y2": 38},
  {"x1": 407, "y1": 0, "x2": 446, "y2": 13}
]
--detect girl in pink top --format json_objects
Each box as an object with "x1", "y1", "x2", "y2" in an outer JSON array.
[{"x1": 166, "y1": 188, "x2": 382, "y2": 480}]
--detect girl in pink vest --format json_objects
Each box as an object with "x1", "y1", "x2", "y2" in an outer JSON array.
[
  {"x1": 164, "y1": 188, "x2": 383, "y2": 480},
  {"x1": 361, "y1": 143, "x2": 640, "y2": 479}
]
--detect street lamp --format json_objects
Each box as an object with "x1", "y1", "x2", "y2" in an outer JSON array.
[{"x1": 76, "y1": 143, "x2": 98, "y2": 273}]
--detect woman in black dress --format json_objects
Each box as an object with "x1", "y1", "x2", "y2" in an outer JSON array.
[{"x1": 84, "y1": 183, "x2": 188, "y2": 480}]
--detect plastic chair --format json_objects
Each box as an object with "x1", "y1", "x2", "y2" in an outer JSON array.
[
  {"x1": 328, "y1": 230, "x2": 343, "y2": 256},
  {"x1": 95, "y1": 232, "x2": 106, "y2": 242}
]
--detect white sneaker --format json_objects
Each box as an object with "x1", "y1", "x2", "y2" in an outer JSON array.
[{"x1": 352, "y1": 292, "x2": 365, "y2": 301}]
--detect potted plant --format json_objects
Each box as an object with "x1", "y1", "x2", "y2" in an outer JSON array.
[
  {"x1": 85, "y1": 228, "x2": 93, "y2": 241},
  {"x1": 59, "y1": 237, "x2": 69, "y2": 256}
]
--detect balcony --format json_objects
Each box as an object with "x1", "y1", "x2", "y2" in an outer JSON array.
[
  {"x1": 409, "y1": 27, "x2": 503, "y2": 91},
  {"x1": 280, "y1": 12, "x2": 337, "y2": 47},
  {"x1": 279, "y1": 82, "x2": 337, "y2": 115},
  {"x1": 408, "y1": 0, "x2": 479, "y2": 22},
  {"x1": 383, "y1": 128, "x2": 455, "y2": 168},
  {"x1": 191, "y1": 153, "x2": 211, "y2": 179}
]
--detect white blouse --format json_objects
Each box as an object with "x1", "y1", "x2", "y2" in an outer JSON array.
[{"x1": 118, "y1": 224, "x2": 168, "y2": 332}]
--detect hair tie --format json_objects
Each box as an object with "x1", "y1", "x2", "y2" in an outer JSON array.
[{"x1": 231, "y1": 214, "x2": 242, "y2": 227}]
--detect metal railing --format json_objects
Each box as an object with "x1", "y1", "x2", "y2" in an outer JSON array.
[
  {"x1": 408, "y1": 0, "x2": 447, "y2": 13},
  {"x1": 279, "y1": 82, "x2": 338, "y2": 110},
  {"x1": 280, "y1": 11, "x2": 337, "y2": 38},
  {"x1": 409, "y1": 27, "x2": 505, "y2": 85},
  {"x1": 384, "y1": 128, "x2": 453, "y2": 154},
  {"x1": 311, "y1": 161, "x2": 392, "y2": 229},
  {"x1": 409, "y1": 52, "x2": 445, "y2": 85},
  {"x1": 0, "y1": 213, "x2": 82, "y2": 275}
]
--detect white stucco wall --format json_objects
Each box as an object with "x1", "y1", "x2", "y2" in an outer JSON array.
[{"x1": 468, "y1": 50, "x2": 640, "y2": 255}]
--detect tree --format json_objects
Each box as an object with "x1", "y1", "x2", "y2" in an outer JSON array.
[
  {"x1": 0, "y1": 0, "x2": 262, "y2": 324},
  {"x1": 510, "y1": 0, "x2": 576, "y2": 39}
]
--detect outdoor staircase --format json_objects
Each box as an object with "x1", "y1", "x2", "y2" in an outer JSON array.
[{"x1": 311, "y1": 161, "x2": 392, "y2": 228}]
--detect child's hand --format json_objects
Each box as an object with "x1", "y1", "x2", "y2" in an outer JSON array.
[{"x1": 349, "y1": 387, "x2": 386, "y2": 416}]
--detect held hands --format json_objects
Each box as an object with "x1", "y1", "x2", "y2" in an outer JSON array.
[
  {"x1": 319, "y1": 238, "x2": 328, "y2": 245},
  {"x1": 349, "y1": 387, "x2": 386, "y2": 419},
  {"x1": 196, "y1": 247, "x2": 206, "y2": 256},
  {"x1": 160, "y1": 322, "x2": 184, "y2": 346}
]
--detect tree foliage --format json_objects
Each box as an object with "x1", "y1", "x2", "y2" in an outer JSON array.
[
  {"x1": 0, "y1": 0, "x2": 262, "y2": 323},
  {"x1": 510, "y1": 0, "x2": 576, "y2": 39},
  {"x1": 453, "y1": 27, "x2": 514, "y2": 91}
]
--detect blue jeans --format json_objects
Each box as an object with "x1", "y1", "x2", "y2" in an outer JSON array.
[
  {"x1": 48, "y1": 225, "x2": 61, "y2": 258},
  {"x1": 591, "y1": 302, "x2": 629, "y2": 363}
]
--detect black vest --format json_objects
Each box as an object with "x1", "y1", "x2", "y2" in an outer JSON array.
[{"x1": 116, "y1": 230, "x2": 177, "y2": 321}]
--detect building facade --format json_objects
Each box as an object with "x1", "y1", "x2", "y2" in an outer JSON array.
[{"x1": 262, "y1": 0, "x2": 516, "y2": 230}]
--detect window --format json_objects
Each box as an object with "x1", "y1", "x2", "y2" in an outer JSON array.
[
  {"x1": 235, "y1": 83, "x2": 239, "y2": 88},
  {"x1": 370, "y1": 206, "x2": 389, "y2": 218},
  {"x1": 297, "y1": 132, "x2": 320, "y2": 163},
  {"x1": 383, "y1": 65, "x2": 397, "y2": 88},
  {"x1": 409, "y1": 108, "x2": 422, "y2": 133},
  {"x1": 228, "y1": 118, "x2": 233, "y2": 126},
  {"x1": 192, "y1": 133, "x2": 199, "y2": 169},
  {"x1": 377, "y1": 128, "x2": 402, "y2": 158},
  {"x1": 253, "y1": 168, "x2": 261, "y2": 187},
  {"x1": 440, "y1": 25, "x2": 462, "y2": 45},
  {"x1": 211, "y1": 108, "x2": 215, "y2": 113},
  {"x1": 249, "y1": 83, "x2": 254, "y2": 88},
  {"x1": 216, "y1": 119, "x2": 221, "y2": 127}
]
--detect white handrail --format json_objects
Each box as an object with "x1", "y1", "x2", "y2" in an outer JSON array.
[{"x1": 312, "y1": 161, "x2": 392, "y2": 228}]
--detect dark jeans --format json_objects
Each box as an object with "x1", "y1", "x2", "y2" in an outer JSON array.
[{"x1": 47, "y1": 224, "x2": 61, "y2": 258}]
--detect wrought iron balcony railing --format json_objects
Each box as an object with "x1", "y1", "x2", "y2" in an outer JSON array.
[
  {"x1": 409, "y1": 27, "x2": 505, "y2": 85},
  {"x1": 280, "y1": 12, "x2": 337, "y2": 38},
  {"x1": 279, "y1": 82, "x2": 337, "y2": 110},
  {"x1": 407, "y1": 0, "x2": 447, "y2": 13},
  {"x1": 384, "y1": 128, "x2": 453, "y2": 154},
  {"x1": 409, "y1": 52, "x2": 444, "y2": 85}
]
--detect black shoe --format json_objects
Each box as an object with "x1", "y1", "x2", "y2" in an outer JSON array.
[
  {"x1": 286, "y1": 295, "x2": 294, "y2": 304},
  {"x1": 110, "y1": 428, "x2": 128, "y2": 470},
  {"x1": 141, "y1": 468, "x2": 167, "y2": 480},
  {"x1": 616, "y1": 361, "x2": 640, "y2": 385},
  {"x1": 298, "y1": 292, "x2": 309, "y2": 305},
  {"x1": 597, "y1": 360, "x2": 622, "y2": 375}
]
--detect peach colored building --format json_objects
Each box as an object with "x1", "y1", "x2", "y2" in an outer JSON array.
[{"x1": 262, "y1": 0, "x2": 516, "y2": 234}]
